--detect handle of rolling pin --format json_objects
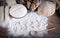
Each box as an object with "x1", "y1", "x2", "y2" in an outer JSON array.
[{"x1": 33, "y1": 28, "x2": 55, "y2": 32}]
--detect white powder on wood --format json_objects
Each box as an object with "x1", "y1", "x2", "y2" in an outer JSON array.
[{"x1": 7, "y1": 12, "x2": 48, "y2": 37}]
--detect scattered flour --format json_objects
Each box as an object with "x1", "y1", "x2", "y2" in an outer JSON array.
[{"x1": 1, "y1": 12, "x2": 48, "y2": 37}]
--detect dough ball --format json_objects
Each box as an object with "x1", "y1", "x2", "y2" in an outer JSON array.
[{"x1": 38, "y1": 1, "x2": 56, "y2": 17}]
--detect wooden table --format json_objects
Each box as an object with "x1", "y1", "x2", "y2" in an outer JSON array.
[{"x1": 45, "y1": 12, "x2": 60, "y2": 38}]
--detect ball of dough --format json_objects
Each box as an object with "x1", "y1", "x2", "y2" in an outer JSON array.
[{"x1": 38, "y1": 1, "x2": 56, "y2": 17}]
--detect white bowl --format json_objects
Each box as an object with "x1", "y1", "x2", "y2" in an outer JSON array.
[{"x1": 9, "y1": 4, "x2": 27, "y2": 18}]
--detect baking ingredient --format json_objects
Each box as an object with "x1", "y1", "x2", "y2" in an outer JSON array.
[
  {"x1": 38, "y1": 1, "x2": 56, "y2": 17},
  {"x1": 9, "y1": 4, "x2": 27, "y2": 18},
  {"x1": 7, "y1": 12, "x2": 48, "y2": 37}
]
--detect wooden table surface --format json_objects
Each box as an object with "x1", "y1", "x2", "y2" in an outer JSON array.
[{"x1": 46, "y1": 12, "x2": 60, "y2": 38}]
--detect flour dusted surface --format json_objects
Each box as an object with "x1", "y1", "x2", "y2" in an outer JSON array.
[{"x1": 7, "y1": 12, "x2": 48, "y2": 37}]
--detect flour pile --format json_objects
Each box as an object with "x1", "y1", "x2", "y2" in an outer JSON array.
[{"x1": 1, "y1": 12, "x2": 48, "y2": 37}]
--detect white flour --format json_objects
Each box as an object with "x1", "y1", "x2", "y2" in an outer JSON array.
[
  {"x1": 8, "y1": 12, "x2": 48, "y2": 37},
  {"x1": 1, "y1": 12, "x2": 48, "y2": 37}
]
